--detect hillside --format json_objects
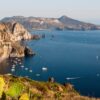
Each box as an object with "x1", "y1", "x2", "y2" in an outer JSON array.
[
  {"x1": 1, "y1": 15, "x2": 100, "y2": 31},
  {"x1": 0, "y1": 74, "x2": 99, "y2": 100}
]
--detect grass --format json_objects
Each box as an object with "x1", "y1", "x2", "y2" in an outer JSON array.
[{"x1": 6, "y1": 82, "x2": 24, "y2": 97}]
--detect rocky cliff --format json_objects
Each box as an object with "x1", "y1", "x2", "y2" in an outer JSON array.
[
  {"x1": 1, "y1": 15, "x2": 100, "y2": 31},
  {"x1": 0, "y1": 22, "x2": 33, "y2": 60}
]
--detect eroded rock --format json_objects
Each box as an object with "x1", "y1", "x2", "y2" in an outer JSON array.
[{"x1": 0, "y1": 22, "x2": 34, "y2": 59}]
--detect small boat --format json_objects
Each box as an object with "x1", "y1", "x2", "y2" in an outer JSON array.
[
  {"x1": 18, "y1": 59, "x2": 21, "y2": 62},
  {"x1": 12, "y1": 66, "x2": 15, "y2": 69},
  {"x1": 25, "y1": 68, "x2": 28, "y2": 70},
  {"x1": 36, "y1": 74, "x2": 40, "y2": 77},
  {"x1": 19, "y1": 62, "x2": 22, "y2": 65},
  {"x1": 15, "y1": 58, "x2": 18, "y2": 60},
  {"x1": 14, "y1": 61, "x2": 18, "y2": 64},
  {"x1": 11, "y1": 68, "x2": 15, "y2": 72},
  {"x1": 66, "y1": 77, "x2": 80, "y2": 80},
  {"x1": 21, "y1": 65, "x2": 24, "y2": 68},
  {"x1": 96, "y1": 56, "x2": 99, "y2": 60},
  {"x1": 12, "y1": 64, "x2": 16, "y2": 67},
  {"x1": 42, "y1": 67, "x2": 48, "y2": 71},
  {"x1": 29, "y1": 70, "x2": 33, "y2": 73},
  {"x1": 97, "y1": 74, "x2": 100, "y2": 77}
]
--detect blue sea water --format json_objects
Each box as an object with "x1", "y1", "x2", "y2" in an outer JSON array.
[{"x1": 1, "y1": 30, "x2": 100, "y2": 97}]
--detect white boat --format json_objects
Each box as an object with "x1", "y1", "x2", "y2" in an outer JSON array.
[
  {"x1": 11, "y1": 68, "x2": 15, "y2": 72},
  {"x1": 36, "y1": 74, "x2": 40, "y2": 77},
  {"x1": 96, "y1": 56, "x2": 99, "y2": 60},
  {"x1": 29, "y1": 70, "x2": 33, "y2": 73},
  {"x1": 12, "y1": 66, "x2": 15, "y2": 69},
  {"x1": 21, "y1": 65, "x2": 24, "y2": 68},
  {"x1": 12, "y1": 64, "x2": 16, "y2": 67},
  {"x1": 97, "y1": 74, "x2": 100, "y2": 77},
  {"x1": 42, "y1": 67, "x2": 48, "y2": 71},
  {"x1": 66, "y1": 77, "x2": 80, "y2": 80},
  {"x1": 25, "y1": 68, "x2": 28, "y2": 71}
]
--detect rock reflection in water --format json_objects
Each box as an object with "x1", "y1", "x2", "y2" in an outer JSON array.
[{"x1": 0, "y1": 59, "x2": 10, "y2": 74}]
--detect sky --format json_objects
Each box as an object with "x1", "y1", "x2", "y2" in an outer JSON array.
[{"x1": 0, "y1": 0, "x2": 100, "y2": 24}]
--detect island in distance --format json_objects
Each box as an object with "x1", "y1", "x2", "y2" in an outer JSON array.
[{"x1": 1, "y1": 15, "x2": 100, "y2": 31}]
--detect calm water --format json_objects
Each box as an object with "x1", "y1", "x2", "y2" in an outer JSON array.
[{"x1": 1, "y1": 30, "x2": 100, "y2": 97}]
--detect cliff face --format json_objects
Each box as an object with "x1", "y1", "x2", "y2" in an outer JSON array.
[
  {"x1": 1, "y1": 16, "x2": 100, "y2": 31},
  {"x1": 0, "y1": 22, "x2": 32, "y2": 41},
  {"x1": 0, "y1": 22, "x2": 33, "y2": 59}
]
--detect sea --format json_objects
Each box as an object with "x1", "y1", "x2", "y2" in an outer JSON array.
[{"x1": 0, "y1": 30, "x2": 100, "y2": 97}]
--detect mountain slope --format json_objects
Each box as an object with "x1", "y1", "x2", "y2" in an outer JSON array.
[{"x1": 1, "y1": 15, "x2": 100, "y2": 31}]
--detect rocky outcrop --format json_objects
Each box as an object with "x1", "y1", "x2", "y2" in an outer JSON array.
[
  {"x1": 0, "y1": 22, "x2": 32, "y2": 41},
  {"x1": 24, "y1": 46, "x2": 35, "y2": 56},
  {"x1": 1, "y1": 15, "x2": 100, "y2": 31},
  {"x1": 0, "y1": 22, "x2": 34, "y2": 59},
  {"x1": 12, "y1": 22, "x2": 32, "y2": 40}
]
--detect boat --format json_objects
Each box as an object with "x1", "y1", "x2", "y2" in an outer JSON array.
[
  {"x1": 21, "y1": 65, "x2": 24, "y2": 68},
  {"x1": 29, "y1": 70, "x2": 33, "y2": 73},
  {"x1": 36, "y1": 74, "x2": 40, "y2": 77},
  {"x1": 96, "y1": 56, "x2": 99, "y2": 60},
  {"x1": 25, "y1": 68, "x2": 28, "y2": 71},
  {"x1": 66, "y1": 77, "x2": 80, "y2": 80},
  {"x1": 11, "y1": 68, "x2": 15, "y2": 72},
  {"x1": 42, "y1": 67, "x2": 48, "y2": 71}
]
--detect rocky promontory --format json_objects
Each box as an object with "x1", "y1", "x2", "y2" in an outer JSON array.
[{"x1": 0, "y1": 22, "x2": 35, "y2": 60}]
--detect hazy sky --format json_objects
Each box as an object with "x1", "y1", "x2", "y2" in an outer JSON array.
[{"x1": 0, "y1": 0, "x2": 100, "y2": 24}]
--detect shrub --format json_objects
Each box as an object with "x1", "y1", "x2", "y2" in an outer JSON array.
[
  {"x1": 6, "y1": 82, "x2": 24, "y2": 97},
  {"x1": 0, "y1": 77, "x2": 5, "y2": 98},
  {"x1": 19, "y1": 93, "x2": 29, "y2": 100}
]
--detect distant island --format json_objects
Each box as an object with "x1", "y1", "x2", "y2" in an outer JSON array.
[{"x1": 1, "y1": 15, "x2": 100, "y2": 31}]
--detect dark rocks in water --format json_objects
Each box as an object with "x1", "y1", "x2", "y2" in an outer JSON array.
[
  {"x1": 24, "y1": 46, "x2": 35, "y2": 56},
  {"x1": 31, "y1": 34, "x2": 40, "y2": 40},
  {"x1": 51, "y1": 35, "x2": 54, "y2": 38},
  {"x1": 41, "y1": 34, "x2": 45, "y2": 38}
]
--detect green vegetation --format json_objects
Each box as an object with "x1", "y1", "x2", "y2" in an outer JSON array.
[
  {"x1": 0, "y1": 77, "x2": 5, "y2": 98},
  {"x1": 19, "y1": 93, "x2": 29, "y2": 100},
  {"x1": 6, "y1": 82, "x2": 24, "y2": 97}
]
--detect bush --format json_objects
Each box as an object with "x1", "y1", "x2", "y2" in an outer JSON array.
[
  {"x1": 0, "y1": 77, "x2": 5, "y2": 98},
  {"x1": 19, "y1": 93, "x2": 29, "y2": 100},
  {"x1": 6, "y1": 82, "x2": 24, "y2": 97}
]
